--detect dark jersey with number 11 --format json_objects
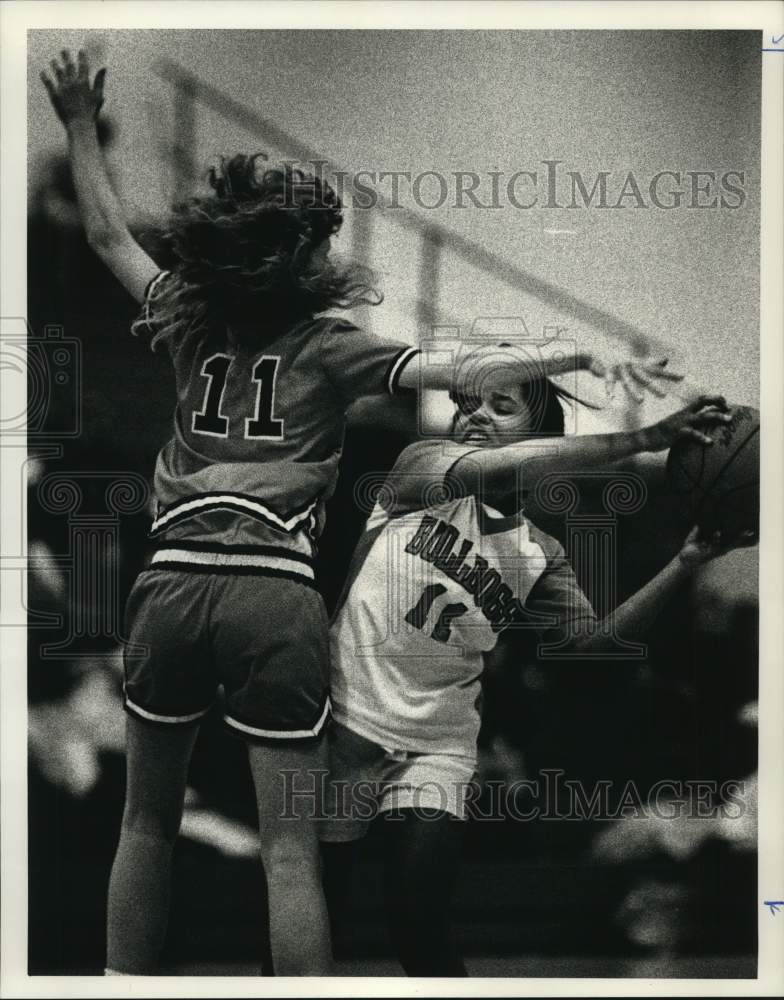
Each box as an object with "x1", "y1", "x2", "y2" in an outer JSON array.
[{"x1": 135, "y1": 271, "x2": 419, "y2": 586}]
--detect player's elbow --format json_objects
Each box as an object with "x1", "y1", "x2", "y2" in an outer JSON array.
[
  {"x1": 544, "y1": 617, "x2": 601, "y2": 656},
  {"x1": 561, "y1": 634, "x2": 597, "y2": 655},
  {"x1": 86, "y1": 222, "x2": 128, "y2": 255}
]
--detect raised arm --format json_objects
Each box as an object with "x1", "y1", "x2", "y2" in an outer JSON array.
[
  {"x1": 397, "y1": 340, "x2": 683, "y2": 403},
  {"x1": 41, "y1": 50, "x2": 159, "y2": 303},
  {"x1": 452, "y1": 395, "x2": 733, "y2": 496}
]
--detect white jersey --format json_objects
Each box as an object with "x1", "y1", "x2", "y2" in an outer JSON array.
[{"x1": 330, "y1": 440, "x2": 596, "y2": 757}]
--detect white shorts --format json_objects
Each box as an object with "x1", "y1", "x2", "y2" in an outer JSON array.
[{"x1": 319, "y1": 720, "x2": 477, "y2": 842}]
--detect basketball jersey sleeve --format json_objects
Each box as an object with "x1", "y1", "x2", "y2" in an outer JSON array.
[
  {"x1": 131, "y1": 270, "x2": 189, "y2": 355},
  {"x1": 317, "y1": 320, "x2": 420, "y2": 405},
  {"x1": 522, "y1": 534, "x2": 597, "y2": 642},
  {"x1": 381, "y1": 439, "x2": 482, "y2": 516}
]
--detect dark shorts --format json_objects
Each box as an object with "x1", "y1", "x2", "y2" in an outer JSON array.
[{"x1": 123, "y1": 569, "x2": 330, "y2": 742}]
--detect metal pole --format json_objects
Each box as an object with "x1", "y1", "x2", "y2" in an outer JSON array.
[
  {"x1": 417, "y1": 226, "x2": 443, "y2": 337},
  {"x1": 172, "y1": 79, "x2": 197, "y2": 202}
]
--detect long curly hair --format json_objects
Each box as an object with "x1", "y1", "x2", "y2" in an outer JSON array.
[{"x1": 135, "y1": 154, "x2": 382, "y2": 349}]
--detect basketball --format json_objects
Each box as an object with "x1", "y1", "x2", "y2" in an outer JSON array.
[{"x1": 666, "y1": 405, "x2": 759, "y2": 539}]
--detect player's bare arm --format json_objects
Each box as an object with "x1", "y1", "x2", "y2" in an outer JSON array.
[
  {"x1": 41, "y1": 50, "x2": 159, "y2": 303},
  {"x1": 453, "y1": 394, "x2": 733, "y2": 494},
  {"x1": 397, "y1": 342, "x2": 682, "y2": 402},
  {"x1": 561, "y1": 523, "x2": 757, "y2": 656}
]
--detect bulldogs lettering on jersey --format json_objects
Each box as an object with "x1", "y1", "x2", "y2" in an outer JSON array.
[
  {"x1": 330, "y1": 439, "x2": 596, "y2": 757},
  {"x1": 404, "y1": 514, "x2": 528, "y2": 634}
]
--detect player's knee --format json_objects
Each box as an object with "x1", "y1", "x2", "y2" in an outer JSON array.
[
  {"x1": 121, "y1": 801, "x2": 182, "y2": 847},
  {"x1": 260, "y1": 832, "x2": 320, "y2": 881}
]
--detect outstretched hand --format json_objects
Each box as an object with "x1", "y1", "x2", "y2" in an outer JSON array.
[
  {"x1": 41, "y1": 49, "x2": 106, "y2": 126},
  {"x1": 587, "y1": 355, "x2": 684, "y2": 403},
  {"x1": 644, "y1": 394, "x2": 733, "y2": 451},
  {"x1": 678, "y1": 524, "x2": 758, "y2": 568}
]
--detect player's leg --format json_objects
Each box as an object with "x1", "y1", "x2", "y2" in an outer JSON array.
[
  {"x1": 320, "y1": 839, "x2": 357, "y2": 956},
  {"x1": 106, "y1": 714, "x2": 199, "y2": 973},
  {"x1": 109, "y1": 570, "x2": 214, "y2": 974},
  {"x1": 318, "y1": 721, "x2": 382, "y2": 956},
  {"x1": 247, "y1": 739, "x2": 333, "y2": 975},
  {"x1": 381, "y1": 807, "x2": 467, "y2": 976},
  {"x1": 216, "y1": 575, "x2": 334, "y2": 975},
  {"x1": 376, "y1": 752, "x2": 475, "y2": 976}
]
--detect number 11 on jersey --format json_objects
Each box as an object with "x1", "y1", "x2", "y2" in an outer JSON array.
[
  {"x1": 405, "y1": 583, "x2": 468, "y2": 643},
  {"x1": 192, "y1": 353, "x2": 285, "y2": 441}
]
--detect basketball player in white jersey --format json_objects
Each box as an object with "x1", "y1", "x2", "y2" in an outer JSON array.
[{"x1": 321, "y1": 376, "x2": 756, "y2": 976}]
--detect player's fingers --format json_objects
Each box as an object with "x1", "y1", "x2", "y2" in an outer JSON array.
[
  {"x1": 629, "y1": 365, "x2": 667, "y2": 398},
  {"x1": 642, "y1": 359, "x2": 684, "y2": 382},
  {"x1": 93, "y1": 67, "x2": 107, "y2": 98},
  {"x1": 629, "y1": 371, "x2": 664, "y2": 396},
  {"x1": 40, "y1": 71, "x2": 55, "y2": 96},
  {"x1": 618, "y1": 364, "x2": 645, "y2": 404},
  {"x1": 693, "y1": 408, "x2": 733, "y2": 425},
  {"x1": 77, "y1": 49, "x2": 89, "y2": 80},
  {"x1": 691, "y1": 525, "x2": 710, "y2": 545},
  {"x1": 597, "y1": 363, "x2": 616, "y2": 397},
  {"x1": 60, "y1": 49, "x2": 75, "y2": 76},
  {"x1": 710, "y1": 530, "x2": 723, "y2": 552},
  {"x1": 50, "y1": 59, "x2": 65, "y2": 83},
  {"x1": 691, "y1": 393, "x2": 729, "y2": 413},
  {"x1": 628, "y1": 366, "x2": 652, "y2": 387},
  {"x1": 677, "y1": 427, "x2": 714, "y2": 446}
]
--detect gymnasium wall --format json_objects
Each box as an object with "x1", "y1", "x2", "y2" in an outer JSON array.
[{"x1": 28, "y1": 30, "x2": 760, "y2": 413}]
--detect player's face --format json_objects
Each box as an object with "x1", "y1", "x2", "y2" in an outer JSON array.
[{"x1": 453, "y1": 385, "x2": 533, "y2": 447}]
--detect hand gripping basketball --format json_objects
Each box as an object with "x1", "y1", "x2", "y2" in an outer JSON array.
[
  {"x1": 666, "y1": 403, "x2": 760, "y2": 543},
  {"x1": 643, "y1": 395, "x2": 733, "y2": 452},
  {"x1": 678, "y1": 524, "x2": 758, "y2": 568}
]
